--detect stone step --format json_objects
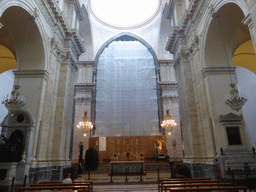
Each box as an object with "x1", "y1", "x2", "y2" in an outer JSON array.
[{"x1": 89, "y1": 162, "x2": 171, "y2": 174}]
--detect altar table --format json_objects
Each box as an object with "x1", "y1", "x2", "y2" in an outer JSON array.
[{"x1": 110, "y1": 161, "x2": 145, "y2": 174}]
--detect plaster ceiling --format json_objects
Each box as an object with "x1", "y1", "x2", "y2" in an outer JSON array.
[
  {"x1": 233, "y1": 40, "x2": 256, "y2": 73},
  {"x1": 0, "y1": 44, "x2": 16, "y2": 74}
]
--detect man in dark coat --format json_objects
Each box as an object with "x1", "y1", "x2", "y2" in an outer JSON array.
[{"x1": 84, "y1": 147, "x2": 99, "y2": 171}]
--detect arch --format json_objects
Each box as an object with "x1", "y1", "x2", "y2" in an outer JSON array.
[
  {"x1": 0, "y1": 3, "x2": 46, "y2": 70},
  {"x1": 204, "y1": 2, "x2": 247, "y2": 68},
  {"x1": 1, "y1": 109, "x2": 34, "y2": 126},
  {"x1": 94, "y1": 32, "x2": 159, "y2": 71},
  {"x1": 94, "y1": 38, "x2": 160, "y2": 136},
  {"x1": 201, "y1": 0, "x2": 251, "y2": 67}
]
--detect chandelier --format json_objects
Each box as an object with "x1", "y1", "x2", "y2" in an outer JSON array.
[
  {"x1": 215, "y1": 14, "x2": 247, "y2": 111},
  {"x1": 2, "y1": 85, "x2": 25, "y2": 113},
  {"x1": 77, "y1": 112, "x2": 93, "y2": 136},
  {"x1": 1, "y1": 18, "x2": 33, "y2": 113},
  {"x1": 161, "y1": 110, "x2": 177, "y2": 135},
  {"x1": 225, "y1": 83, "x2": 247, "y2": 111}
]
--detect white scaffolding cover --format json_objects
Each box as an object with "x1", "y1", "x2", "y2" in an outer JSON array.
[{"x1": 95, "y1": 41, "x2": 159, "y2": 136}]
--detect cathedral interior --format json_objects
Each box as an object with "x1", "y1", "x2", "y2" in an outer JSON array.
[{"x1": 0, "y1": 0, "x2": 256, "y2": 190}]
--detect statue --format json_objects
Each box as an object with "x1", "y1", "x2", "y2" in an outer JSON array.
[{"x1": 0, "y1": 130, "x2": 24, "y2": 162}]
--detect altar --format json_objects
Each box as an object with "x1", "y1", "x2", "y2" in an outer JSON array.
[
  {"x1": 89, "y1": 135, "x2": 167, "y2": 162},
  {"x1": 110, "y1": 161, "x2": 145, "y2": 174}
]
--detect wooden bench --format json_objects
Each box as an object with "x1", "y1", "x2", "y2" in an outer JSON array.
[
  {"x1": 161, "y1": 183, "x2": 232, "y2": 192},
  {"x1": 158, "y1": 178, "x2": 211, "y2": 188},
  {"x1": 18, "y1": 185, "x2": 90, "y2": 192},
  {"x1": 163, "y1": 186, "x2": 247, "y2": 192},
  {"x1": 39, "y1": 180, "x2": 92, "y2": 184},
  {"x1": 158, "y1": 180, "x2": 220, "y2": 192},
  {"x1": 31, "y1": 182, "x2": 93, "y2": 192}
]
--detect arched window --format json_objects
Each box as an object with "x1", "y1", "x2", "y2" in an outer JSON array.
[{"x1": 95, "y1": 38, "x2": 159, "y2": 136}]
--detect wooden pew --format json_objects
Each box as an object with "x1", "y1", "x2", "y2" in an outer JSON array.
[
  {"x1": 159, "y1": 180, "x2": 220, "y2": 192},
  {"x1": 18, "y1": 185, "x2": 90, "y2": 192},
  {"x1": 163, "y1": 186, "x2": 247, "y2": 192},
  {"x1": 31, "y1": 182, "x2": 93, "y2": 192},
  {"x1": 39, "y1": 180, "x2": 92, "y2": 184},
  {"x1": 162, "y1": 183, "x2": 232, "y2": 192},
  {"x1": 158, "y1": 177, "x2": 211, "y2": 190}
]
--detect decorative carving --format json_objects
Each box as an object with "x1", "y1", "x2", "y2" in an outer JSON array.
[
  {"x1": 60, "y1": 50, "x2": 71, "y2": 62},
  {"x1": 51, "y1": 37, "x2": 62, "y2": 56},
  {"x1": 219, "y1": 113, "x2": 243, "y2": 123},
  {"x1": 180, "y1": 49, "x2": 190, "y2": 61},
  {"x1": 162, "y1": 95, "x2": 179, "y2": 102},
  {"x1": 33, "y1": 8, "x2": 39, "y2": 18},
  {"x1": 186, "y1": 34, "x2": 200, "y2": 56}
]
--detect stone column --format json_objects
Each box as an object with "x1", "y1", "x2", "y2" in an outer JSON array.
[
  {"x1": 174, "y1": 51, "x2": 203, "y2": 161},
  {"x1": 51, "y1": 57, "x2": 77, "y2": 166}
]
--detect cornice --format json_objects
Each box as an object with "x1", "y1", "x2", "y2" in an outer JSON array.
[
  {"x1": 158, "y1": 81, "x2": 178, "y2": 89},
  {"x1": 70, "y1": 30, "x2": 85, "y2": 54},
  {"x1": 219, "y1": 113, "x2": 243, "y2": 124},
  {"x1": 44, "y1": 0, "x2": 84, "y2": 56},
  {"x1": 75, "y1": 83, "x2": 96, "y2": 89},
  {"x1": 46, "y1": 0, "x2": 70, "y2": 33},
  {"x1": 158, "y1": 60, "x2": 175, "y2": 65},
  {"x1": 201, "y1": 67, "x2": 236, "y2": 79},
  {"x1": 166, "y1": 0, "x2": 201, "y2": 54},
  {"x1": 162, "y1": 94, "x2": 179, "y2": 101},
  {"x1": 77, "y1": 61, "x2": 94, "y2": 66},
  {"x1": 13, "y1": 70, "x2": 49, "y2": 80}
]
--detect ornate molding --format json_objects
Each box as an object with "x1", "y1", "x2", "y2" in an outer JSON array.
[
  {"x1": 186, "y1": 34, "x2": 200, "y2": 56},
  {"x1": 46, "y1": 0, "x2": 69, "y2": 33},
  {"x1": 158, "y1": 81, "x2": 178, "y2": 89},
  {"x1": 242, "y1": 13, "x2": 253, "y2": 29},
  {"x1": 219, "y1": 113, "x2": 243, "y2": 125},
  {"x1": 165, "y1": 26, "x2": 179, "y2": 53},
  {"x1": 13, "y1": 70, "x2": 49, "y2": 80},
  {"x1": 201, "y1": 67, "x2": 236, "y2": 79},
  {"x1": 75, "y1": 96, "x2": 92, "y2": 104},
  {"x1": 173, "y1": 48, "x2": 190, "y2": 70},
  {"x1": 77, "y1": 61, "x2": 94, "y2": 66},
  {"x1": 158, "y1": 60, "x2": 175, "y2": 66},
  {"x1": 162, "y1": 95, "x2": 179, "y2": 102},
  {"x1": 71, "y1": 30, "x2": 85, "y2": 53},
  {"x1": 75, "y1": 83, "x2": 96, "y2": 90},
  {"x1": 166, "y1": 0, "x2": 201, "y2": 54},
  {"x1": 69, "y1": 56, "x2": 78, "y2": 71}
]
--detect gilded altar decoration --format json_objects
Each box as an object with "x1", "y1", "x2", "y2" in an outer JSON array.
[{"x1": 139, "y1": 152, "x2": 144, "y2": 161}]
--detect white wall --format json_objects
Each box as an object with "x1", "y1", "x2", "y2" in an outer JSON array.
[
  {"x1": 236, "y1": 66, "x2": 256, "y2": 148},
  {"x1": 0, "y1": 70, "x2": 15, "y2": 132}
]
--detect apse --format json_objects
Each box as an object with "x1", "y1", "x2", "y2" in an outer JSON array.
[{"x1": 95, "y1": 37, "x2": 159, "y2": 136}]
